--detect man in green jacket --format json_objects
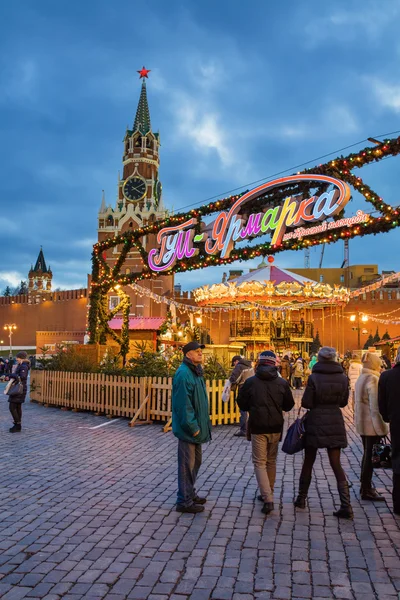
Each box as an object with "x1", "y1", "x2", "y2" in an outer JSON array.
[{"x1": 172, "y1": 341, "x2": 211, "y2": 513}]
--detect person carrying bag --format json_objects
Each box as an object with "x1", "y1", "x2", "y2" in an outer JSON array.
[
  {"x1": 354, "y1": 352, "x2": 388, "y2": 501},
  {"x1": 6, "y1": 351, "x2": 30, "y2": 433},
  {"x1": 294, "y1": 347, "x2": 353, "y2": 519}
]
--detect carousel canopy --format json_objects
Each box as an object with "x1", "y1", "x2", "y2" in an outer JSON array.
[
  {"x1": 230, "y1": 264, "x2": 316, "y2": 286},
  {"x1": 193, "y1": 262, "x2": 350, "y2": 306}
]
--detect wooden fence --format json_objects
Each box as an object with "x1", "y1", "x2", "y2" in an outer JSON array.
[{"x1": 29, "y1": 371, "x2": 241, "y2": 430}]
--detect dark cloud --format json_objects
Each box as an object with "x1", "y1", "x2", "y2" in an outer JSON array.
[{"x1": 0, "y1": 0, "x2": 399, "y2": 290}]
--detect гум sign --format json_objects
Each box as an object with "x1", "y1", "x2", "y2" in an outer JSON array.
[{"x1": 148, "y1": 174, "x2": 356, "y2": 273}]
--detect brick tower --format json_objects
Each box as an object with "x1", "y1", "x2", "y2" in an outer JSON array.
[
  {"x1": 97, "y1": 67, "x2": 173, "y2": 318},
  {"x1": 28, "y1": 247, "x2": 53, "y2": 299}
]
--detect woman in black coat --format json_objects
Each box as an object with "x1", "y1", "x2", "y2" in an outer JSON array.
[
  {"x1": 294, "y1": 346, "x2": 353, "y2": 519},
  {"x1": 8, "y1": 350, "x2": 30, "y2": 433}
]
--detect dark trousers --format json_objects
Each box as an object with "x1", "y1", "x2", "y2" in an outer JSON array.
[
  {"x1": 177, "y1": 439, "x2": 202, "y2": 508},
  {"x1": 9, "y1": 402, "x2": 22, "y2": 424},
  {"x1": 360, "y1": 435, "x2": 380, "y2": 489},
  {"x1": 294, "y1": 377, "x2": 302, "y2": 389},
  {"x1": 393, "y1": 473, "x2": 400, "y2": 514},
  {"x1": 239, "y1": 410, "x2": 248, "y2": 434}
]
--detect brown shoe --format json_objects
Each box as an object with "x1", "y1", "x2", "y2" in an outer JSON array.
[
  {"x1": 193, "y1": 496, "x2": 207, "y2": 505},
  {"x1": 361, "y1": 487, "x2": 385, "y2": 502},
  {"x1": 176, "y1": 504, "x2": 205, "y2": 514}
]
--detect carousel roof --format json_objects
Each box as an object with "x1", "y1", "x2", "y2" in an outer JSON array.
[
  {"x1": 193, "y1": 260, "x2": 350, "y2": 306},
  {"x1": 230, "y1": 264, "x2": 317, "y2": 286}
]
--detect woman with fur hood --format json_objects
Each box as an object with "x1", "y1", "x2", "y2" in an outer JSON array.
[{"x1": 354, "y1": 352, "x2": 388, "y2": 501}]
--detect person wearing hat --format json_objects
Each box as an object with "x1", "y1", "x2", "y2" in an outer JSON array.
[
  {"x1": 172, "y1": 341, "x2": 211, "y2": 513},
  {"x1": 229, "y1": 355, "x2": 254, "y2": 437},
  {"x1": 237, "y1": 351, "x2": 294, "y2": 515},
  {"x1": 294, "y1": 346, "x2": 352, "y2": 519},
  {"x1": 8, "y1": 351, "x2": 30, "y2": 433},
  {"x1": 378, "y1": 347, "x2": 400, "y2": 515},
  {"x1": 355, "y1": 352, "x2": 387, "y2": 501}
]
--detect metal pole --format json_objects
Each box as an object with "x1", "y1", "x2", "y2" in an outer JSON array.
[{"x1": 357, "y1": 312, "x2": 361, "y2": 349}]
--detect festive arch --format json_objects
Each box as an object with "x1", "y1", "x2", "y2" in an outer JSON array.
[{"x1": 88, "y1": 135, "x2": 400, "y2": 357}]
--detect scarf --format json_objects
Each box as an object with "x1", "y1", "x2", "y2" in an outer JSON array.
[{"x1": 183, "y1": 356, "x2": 204, "y2": 377}]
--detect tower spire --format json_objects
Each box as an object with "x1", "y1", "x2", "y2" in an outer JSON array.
[
  {"x1": 99, "y1": 189, "x2": 106, "y2": 212},
  {"x1": 133, "y1": 67, "x2": 152, "y2": 135},
  {"x1": 33, "y1": 247, "x2": 48, "y2": 273}
]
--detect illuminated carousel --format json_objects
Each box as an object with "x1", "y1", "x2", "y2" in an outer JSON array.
[{"x1": 193, "y1": 258, "x2": 350, "y2": 358}]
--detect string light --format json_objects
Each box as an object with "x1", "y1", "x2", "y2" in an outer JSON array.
[{"x1": 88, "y1": 135, "x2": 400, "y2": 347}]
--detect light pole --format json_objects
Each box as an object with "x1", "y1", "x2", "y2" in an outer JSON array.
[
  {"x1": 4, "y1": 324, "x2": 17, "y2": 358},
  {"x1": 349, "y1": 313, "x2": 368, "y2": 349}
]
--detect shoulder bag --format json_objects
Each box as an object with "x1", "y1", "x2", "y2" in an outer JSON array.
[
  {"x1": 5, "y1": 377, "x2": 23, "y2": 397},
  {"x1": 372, "y1": 436, "x2": 392, "y2": 469},
  {"x1": 282, "y1": 407, "x2": 308, "y2": 455}
]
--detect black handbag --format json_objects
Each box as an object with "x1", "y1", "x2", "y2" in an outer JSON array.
[
  {"x1": 372, "y1": 436, "x2": 392, "y2": 469},
  {"x1": 6, "y1": 378, "x2": 24, "y2": 397},
  {"x1": 282, "y1": 407, "x2": 308, "y2": 455}
]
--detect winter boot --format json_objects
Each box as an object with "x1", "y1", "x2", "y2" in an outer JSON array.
[
  {"x1": 333, "y1": 481, "x2": 354, "y2": 519},
  {"x1": 261, "y1": 502, "x2": 274, "y2": 515},
  {"x1": 9, "y1": 423, "x2": 21, "y2": 433},
  {"x1": 360, "y1": 486, "x2": 385, "y2": 502},
  {"x1": 294, "y1": 477, "x2": 311, "y2": 509}
]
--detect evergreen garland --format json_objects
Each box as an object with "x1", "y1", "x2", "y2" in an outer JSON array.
[{"x1": 88, "y1": 135, "x2": 400, "y2": 350}]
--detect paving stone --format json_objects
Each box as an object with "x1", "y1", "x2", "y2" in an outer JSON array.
[{"x1": 0, "y1": 392, "x2": 399, "y2": 600}]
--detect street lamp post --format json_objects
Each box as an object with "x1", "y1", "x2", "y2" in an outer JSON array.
[
  {"x1": 349, "y1": 313, "x2": 368, "y2": 349},
  {"x1": 4, "y1": 324, "x2": 17, "y2": 358}
]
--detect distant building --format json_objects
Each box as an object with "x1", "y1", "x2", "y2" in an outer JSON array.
[{"x1": 290, "y1": 265, "x2": 380, "y2": 289}]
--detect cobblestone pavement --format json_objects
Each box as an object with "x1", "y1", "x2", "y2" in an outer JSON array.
[{"x1": 0, "y1": 384, "x2": 399, "y2": 600}]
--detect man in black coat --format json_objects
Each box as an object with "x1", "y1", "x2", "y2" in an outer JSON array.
[
  {"x1": 238, "y1": 351, "x2": 294, "y2": 514},
  {"x1": 378, "y1": 348, "x2": 400, "y2": 515}
]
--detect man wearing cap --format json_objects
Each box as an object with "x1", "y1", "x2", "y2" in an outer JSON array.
[
  {"x1": 8, "y1": 351, "x2": 30, "y2": 433},
  {"x1": 378, "y1": 347, "x2": 400, "y2": 515},
  {"x1": 229, "y1": 355, "x2": 254, "y2": 437},
  {"x1": 237, "y1": 350, "x2": 294, "y2": 514},
  {"x1": 172, "y1": 341, "x2": 211, "y2": 513}
]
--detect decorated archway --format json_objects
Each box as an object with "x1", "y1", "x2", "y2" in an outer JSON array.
[{"x1": 88, "y1": 136, "x2": 400, "y2": 358}]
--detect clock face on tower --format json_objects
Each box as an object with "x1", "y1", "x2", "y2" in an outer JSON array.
[{"x1": 123, "y1": 176, "x2": 147, "y2": 202}]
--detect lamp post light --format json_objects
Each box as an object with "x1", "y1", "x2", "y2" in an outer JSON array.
[
  {"x1": 4, "y1": 324, "x2": 17, "y2": 358},
  {"x1": 350, "y1": 313, "x2": 368, "y2": 349}
]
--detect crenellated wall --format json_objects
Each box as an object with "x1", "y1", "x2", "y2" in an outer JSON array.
[{"x1": 0, "y1": 290, "x2": 88, "y2": 347}]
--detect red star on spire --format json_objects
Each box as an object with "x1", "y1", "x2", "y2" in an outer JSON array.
[{"x1": 137, "y1": 66, "x2": 151, "y2": 79}]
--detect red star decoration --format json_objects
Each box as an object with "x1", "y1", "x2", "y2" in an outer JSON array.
[{"x1": 137, "y1": 66, "x2": 151, "y2": 79}]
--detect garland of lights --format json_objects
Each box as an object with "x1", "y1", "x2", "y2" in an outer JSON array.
[
  {"x1": 350, "y1": 271, "x2": 400, "y2": 297},
  {"x1": 359, "y1": 313, "x2": 400, "y2": 325},
  {"x1": 128, "y1": 282, "x2": 343, "y2": 313},
  {"x1": 362, "y1": 306, "x2": 400, "y2": 317},
  {"x1": 88, "y1": 136, "x2": 400, "y2": 348}
]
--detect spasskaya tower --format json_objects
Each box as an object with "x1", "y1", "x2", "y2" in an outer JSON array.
[{"x1": 97, "y1": 67, "x2": 173, "y2": 318}]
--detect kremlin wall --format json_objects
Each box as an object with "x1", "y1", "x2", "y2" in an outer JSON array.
[{"x1": 1, "y1": 255, "x2": 400, "y2": 357}]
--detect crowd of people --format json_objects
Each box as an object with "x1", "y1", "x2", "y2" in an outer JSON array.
[
  {"x1": 171, "y1": 341, "x2": 400, "y2": 520},
  {"x1": 0, "y1": 356, "x2": 15, "y2": 377}
]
